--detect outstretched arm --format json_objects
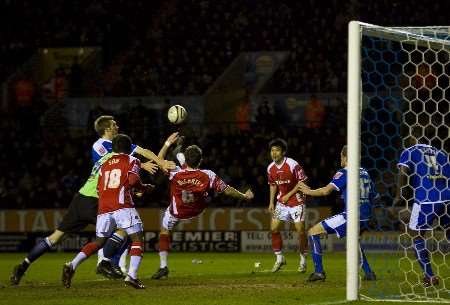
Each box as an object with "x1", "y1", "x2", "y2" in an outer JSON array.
[
  {"x1": 298, "y1": 183, "x2": 335, "y2": 197},
  {"x1": 281, "y1": 181, "x2": 308, "y2": 203},
  {"x1": 134, "y1": 145, "x2": 176, "y2": 172},
  {"x1": 223, "y1": 186, "x2": 254, "y2": 201}
]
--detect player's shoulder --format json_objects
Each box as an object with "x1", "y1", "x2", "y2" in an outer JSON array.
[
  {"x1": 333, "y1": 168, "x2": 346, "y2": 179},
  {"x1": 285, "y1": 157, "x2": 299, "y2": 168},
  {"x1": 127, "y1": 154, "x2": 139, "y2": 162},
  {"x1": 402, "y1": 143, "x2": 432, "y2": 154},
  {"x1": 199, "y1": 168, "x2": 217, "y2": 180},
  {"x1": 92, "y1": 138, "x2": 112, "y2": 155},
  {"x1": 267, "y1": 161, "x2": 276, "y2": 172}
]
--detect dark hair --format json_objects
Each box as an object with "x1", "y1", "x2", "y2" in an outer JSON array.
[
  {"x1": 94, "y1": 115, "x2": 114, "y2": 136},
  {"x1": 112, "y1": 134, "x2": 132, "y2": 154},
  {"x1": 184, "y1": 145, "x2": 202, "y2": 168},
  {"x1": 269, "y1": 138, "x2": 287, "y2": 153}
]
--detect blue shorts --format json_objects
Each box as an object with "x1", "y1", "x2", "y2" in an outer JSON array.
[
  {"x1": 409, "y1": 201, "x2": 450, "y2": 231},
  {"x1": 321, "y1": 212, "x2": 369, "y2": 239}
]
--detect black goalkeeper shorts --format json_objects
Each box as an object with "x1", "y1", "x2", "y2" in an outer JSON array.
[{"x1": 57, "y1": 193, "x2": 98, "y2": 233}]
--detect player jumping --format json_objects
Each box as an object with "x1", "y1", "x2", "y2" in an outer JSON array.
[
  {"x1": 62, "y1": 134, "x2": 151, "y2": 289},
  {"x1": 151, "y1": 143, "x2": 254, "y2": 279},
  {"x1": 91, "y1": 115, "x2": 174, "y2": 271},
  {"x1": 10, "y1": 116, "x2": 172, "y2": 286}
]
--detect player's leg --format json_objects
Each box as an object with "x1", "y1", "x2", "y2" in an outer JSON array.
[
  {"x1": 10, "y1": 229, "x2": 65, "y2": 285},
  {"x1": 11, "y1": 193, "x2": 96, "y2": 285},
  {"x1": 63, "y1": 212, "x2": 113, "y2": 288},
  {"x1": 97, "y1": 229, "x2": 128, "y2": 278},
  {"x1": 270, "y1": 205, "x2": 286, "y2": 272},
  {"x1": 109, "y1": 229, "x2": 129, "y2": 273},
  {"x1": 118, "y1": 242, "x2": 129, "y2": 274},
  {"x1": 62, "y1": 236, "x2": 106, "y2": 288},
  {"x1": 124, "y1": 230, "x2": 145, "y2": 289},
  {"x1": 359, "y1": 222, "x2": 376, "y2": 281},
  {"x1": 292, "y1": 205, "x2": 307, "y2": 273},
  {"x1": 409, "y1": 202, "x2": 438, "y2": 286},
  {"x1": 307, "y1": 222, "x2": 327, "y2": 281},
  {"x1": 152, "y1": 208, "x2": 179, "y2": 279},
  {"x1": 151, "y1": 229, "x2": 171, "y2": 279}
]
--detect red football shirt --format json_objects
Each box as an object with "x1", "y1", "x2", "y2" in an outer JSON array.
[
  {"x1": 98, "y1": 153, "x2": 141, "y2": 214},
  {"x1": 168, "y1": 167, "x2": 228, "y2": 219},
  {"x1": 267, "y1": 157, "x2": 307, "y2": 207}
]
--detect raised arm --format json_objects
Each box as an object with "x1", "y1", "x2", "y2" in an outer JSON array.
[{"x1": 158, "y1": 132, "x2": 179, "y2": 160}]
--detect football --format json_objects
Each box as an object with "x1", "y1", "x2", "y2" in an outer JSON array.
[{"x1": 167, "y1": 105, "x2": 187, "y2": 124}]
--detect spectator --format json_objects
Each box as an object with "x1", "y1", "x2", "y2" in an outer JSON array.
[{"x1": 305, "y1": 95, "x2": 325, "y2": 129}]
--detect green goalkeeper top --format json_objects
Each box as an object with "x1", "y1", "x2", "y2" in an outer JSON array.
[{"x1": 78, "y1": 152, "x2": 114, "y2": 198}]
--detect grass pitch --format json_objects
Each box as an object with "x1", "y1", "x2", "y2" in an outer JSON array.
[{"x1": 0, "y1": 252, "x2": 446, "y2": 305}]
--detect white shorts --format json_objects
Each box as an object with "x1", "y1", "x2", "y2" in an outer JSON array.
[
  {"x1": 161, "y1": 208, "x2": 181, "y2": 231},
  {"x1": 272, "y1": 203, "x2": 305, "y2": 223},
  {"x1": 409, "y1": 201, "x2": 450, "y2": 231},
  {"x1": 96, "y1": 208, "x2": 143, "y2": 238}
]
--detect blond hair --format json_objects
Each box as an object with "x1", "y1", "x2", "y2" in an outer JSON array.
[{"x1": 94, "y1": 115, "x2": 114, "y2": 136}]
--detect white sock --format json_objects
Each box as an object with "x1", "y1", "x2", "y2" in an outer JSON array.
[
  {"x1": 97, "y1": 248, "x2": 104, "y2": 266},
  {"x1": 160, "y1": 251, "x2": 168, "y2": 268},
  {"x1": 119, "y1": 249, "x2": 128, "y2": 270},
  {"x1": 275, "y1": 251, "x2": 283, "y2": 262},
  {"x1": 128, "y1": 255, "x2": 142, "y2": 279},
  {"x1": 300, "y1": 253, "x2": 306, "y2": 266},
  {"x1": 71, "y1": 252, "x2": 87, "y2": 270}
]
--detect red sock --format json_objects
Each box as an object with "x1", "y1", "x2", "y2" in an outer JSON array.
[
  {"x1": 81, "y1": 242, "x2": 100, "y2": 257},
  {"x1": 129, "y1": 242, "x2": 144, "y2": 257},
  {"x1": 272, "y1": 232, "x2": 283, "y2": 252},
  {"x1": 159, "y1": 234, "x2": 170, "y2": 252}
]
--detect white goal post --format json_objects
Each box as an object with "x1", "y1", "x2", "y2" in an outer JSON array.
[{"x1": 347, "y1": 21, "x2": 450, "y2": 302}]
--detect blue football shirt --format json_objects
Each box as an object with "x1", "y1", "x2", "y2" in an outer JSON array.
[
  {"x1": 330, "y1": 167, "x2": 378, "y2": 220},
  {"x1": 91, "y1": 138, "x2": 137, "y2": 163},
  {"x1": 398, "y1": 144, "x2": 450, "y2": 203}
]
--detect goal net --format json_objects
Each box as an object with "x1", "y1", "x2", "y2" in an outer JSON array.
[{"x1": 347, "y1": 22, "x2": 450, "y2": 302}]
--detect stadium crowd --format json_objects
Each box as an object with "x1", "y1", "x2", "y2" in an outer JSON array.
[{"x1": 2, "y1": 1, "x2": 446, "y2": 96}]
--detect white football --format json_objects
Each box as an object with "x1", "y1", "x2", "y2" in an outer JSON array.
[{"x1": 167, "y1": 105, "x2": 187, "y2": 124}]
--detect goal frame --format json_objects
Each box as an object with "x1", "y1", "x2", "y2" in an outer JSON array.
[{"x1": 346, "y1": 20, "x2": 450, "y2": 302}]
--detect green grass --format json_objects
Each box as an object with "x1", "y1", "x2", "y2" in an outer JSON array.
[{"x1": 0, "y1": 252, "x2": 447, "y2": 305}]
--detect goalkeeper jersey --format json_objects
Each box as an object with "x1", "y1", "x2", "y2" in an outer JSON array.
[{"x1": 78, "y1": 153, "x2": 114, "y2": 198}]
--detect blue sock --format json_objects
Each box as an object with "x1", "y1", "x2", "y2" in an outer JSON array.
[
  {"x1": 359, "y1": 245, "x2": 373, "y2": 274},
  {"x1": 309, "y1": 235, "x2": 323, "y2": 273},
  {"x1": 25, "y1": 237, "x2": 52, "y2": 267},
  {"x1": 111, "y1": 239, "x2": 130, "y2": 267},
  {"x1": 103, "y1": 233, "x2": 125, "y2": 261},
  {"x1": 413, "y1": 238, "x2": 433, "y2": 278}
]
